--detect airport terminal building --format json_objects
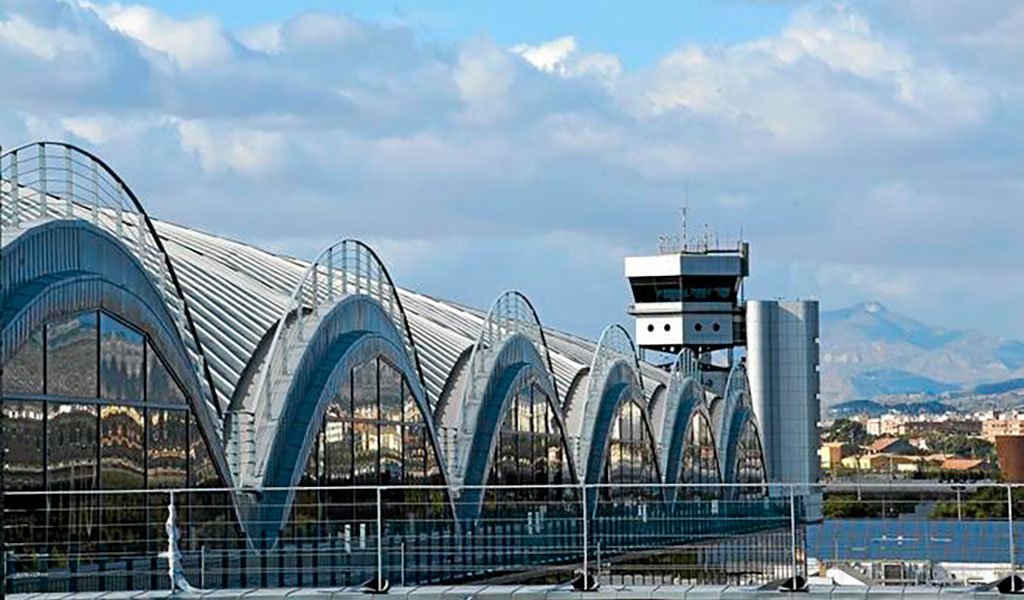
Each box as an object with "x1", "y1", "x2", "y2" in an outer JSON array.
[{"x1": 0, "y1": 142, "x2": 815, "y2": 591}]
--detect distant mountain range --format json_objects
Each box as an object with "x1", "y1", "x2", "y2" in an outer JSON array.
[
  {"x1": 828, "y1": 399, "x2": 955, "y2": 419},
  {"x1": 819, "y1": 301, "x2": 1024, "y2": 409}
]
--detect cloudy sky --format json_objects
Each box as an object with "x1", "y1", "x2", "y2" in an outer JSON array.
[{"x1": 2, "y1": 0, "x2": 1022, "y2": 340}]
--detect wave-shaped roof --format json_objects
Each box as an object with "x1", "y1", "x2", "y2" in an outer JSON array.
[{"x1": 151, "y1": 220, "x2": 669, "y2": 413}]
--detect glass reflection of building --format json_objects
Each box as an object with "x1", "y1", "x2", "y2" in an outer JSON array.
[
  {"x1": 735, "y1": 420, "x2": 767, "y2": 498},
  {"x1": 0, "y1": 309, "x2": 223, "y2": 560},
  {"x1": 680, "y1": 412, "x2": 721, "y2": 499},
  {"x1": 483, "y1": 380, "x2": 575, "y2": 514},
  {"x1": 288, "y1": 356, "x2": 448, "y2": 537},
  {"x1": 601, "y1": 398, "x2": 659, "y2": 503}
]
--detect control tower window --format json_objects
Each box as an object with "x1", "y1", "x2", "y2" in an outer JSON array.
[{"x1": 629, "y1": 276, "x2": 738, "y2": 303}]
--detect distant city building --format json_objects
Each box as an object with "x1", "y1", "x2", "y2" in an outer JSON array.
[
  {"x1": 983, "y1": 416, "x2": 1024, "y2": 442},
  {"x1": 940, "y1": 457, "x2": 988, "y2": 472},
  {"x1": 818, "y1": 442, "x2": 844, "y2": 471},
  {"x1": 902, "y1": 419, "x2": 982, "y2": 437},
  {"x1": 868, "y1": 437, "x2": 917, "y2": 456},
  {"x1": 865, "y1": 414, "x2": 983, "y2": 438}
]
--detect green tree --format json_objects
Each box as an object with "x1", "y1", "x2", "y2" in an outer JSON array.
[
  {"x1": 823, "y1": 493, "x2": 883, "y2": 519},
  {"x1": 932, "y1": 487, "x2": 1024, "y2": 519},
  {"x1": 826, "y1": 418, "x2": 873, "y2": 449},
  {"x1": 939, "y1": 435, "x2": 996, "y2": 461}
]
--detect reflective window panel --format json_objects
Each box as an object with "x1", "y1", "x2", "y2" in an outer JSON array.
[
  {"x1": 324, "y1": 398, "x2": 352, "y2": 484},
  {"x1": 380, "y1": 422, "x2": 403, "y2": 484},
  {"x1": 2, "y1": 400, "x2": 45, "y2": 490},
  {"x1": 46, "y1": 312, "x2": 99, "y2": 398},
  {"x1": 47, "y1": 404, "x2": 99, "y2": 552},
  {"x1": 189, "y1": 416, "x2": 219, "y2": 488},
  {"x1": 149, "y1": 409, "x2": 188, "y2": 489},
  {"x1": 353, "y1": 420, "x2": 379, "y2": 484},
  {"x1": 99, "y1": 313, "x2": 145, "y2": 402},
  {"x1": 100, "y1": 404, "x2": 145, "y2": 489},
  {"x1": 379, "y1": 359, "x2": 403, "y2": 423},
  {"x1": 352, "y1": 359, "x2": 377, "y2": 421},
  {"x1": 2, "y1": 329, "x2": 44, "y2": 395},
  {"x1": 47, "y1": 402, "x2": 98, "y2": 490},
  {"x1": 146, "y1": 342, "x2": 187, "y2": 406}
]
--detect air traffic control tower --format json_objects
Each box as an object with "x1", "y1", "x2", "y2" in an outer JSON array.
[{"x1": 625, "y1": 239, "x2": 821, "y2": 501}]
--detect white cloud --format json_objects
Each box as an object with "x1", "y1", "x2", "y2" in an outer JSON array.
[
  {"x1": 0, "y1": 13, "x2": 91, "y2": 60},
  {"x1": 618, "y1": 5, "x2": 988, "y2": 147},
  {"x1": 513, "y1": 35, "x2": 621, "y2": 84},
  {"x1": 1, "y1": 0, "x2": 1022, "y2": 337},
  {"x1": 237, "y1": 23, "x2": 283, "y2": 55},
  {"x1": 176, "y1": 120, "x2": 284, "y2": 175},
  {"x1": 453, "y1": 37, "x2": 518, "y2": 125},
  {"x1": 88, "y1": 2, "x2": 234, "y2": 69}
]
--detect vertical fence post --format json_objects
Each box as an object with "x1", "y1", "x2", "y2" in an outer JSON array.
[
  {"x1": 1009, "y1": 485, "x2": 1016, "y2": 574},
  {"x1": 10, "y1": 149, "x2": 19, "y2": 226},
  {"x1": 581, "y1": 484, "x2": 589, "y2": 579},
  {"x1": 38, "y1": 143, "x2": 48, "y2": 215},
  {"x1": 90, "y1": 159, "x2": 99, "y2": 225},
  {"x1": 65, "y1": 145, "x2": 74, "y2": 217},
  {"x1": 377, "y1": 486, "x2": 384, "y2": 586},
  {"x1": 789, "y1": 485, "x2": 799, "y2": 582}
]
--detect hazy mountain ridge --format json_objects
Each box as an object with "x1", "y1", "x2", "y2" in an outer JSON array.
[{"x1": 820, "y1": 302, "x2": 1024, "y2": 408}]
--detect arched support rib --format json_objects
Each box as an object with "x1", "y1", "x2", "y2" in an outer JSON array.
[{"x1": 1, "y1": 141, "x2": 219, "y2": 422}]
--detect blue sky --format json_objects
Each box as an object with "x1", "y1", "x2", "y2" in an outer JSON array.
[{"x1": 2, "y1": 0, "x2": 1023, "y2": 340}]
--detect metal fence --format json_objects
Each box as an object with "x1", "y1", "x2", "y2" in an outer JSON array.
[
  {"x1": 12, "y1": 482, "x2": 1024, "y2": 593},
  {"x1": 1, "y1": 483, "x2": 800, "y2": 594},
  {"x1": 810, "y1": 482, "x2": 1024, "y2": 587}
]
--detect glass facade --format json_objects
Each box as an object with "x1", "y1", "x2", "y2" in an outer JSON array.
[
  {"x1": 483, "y1": 380, "x2": 574, "y2": 511},
  {"x1": 601, "y1": 398, "x2": 659, "y2": 502},
  {"x1": 99, "y1": 313, "x2": 145, "y2": 402},
  {"x1": 630, "y1": 276, "x2": 738, "y2": 303},
  {"x1": 2, "y1": 330, "x2": 43, "y2": 395},
  {"x1": 679, "y1": 412, "x2": 721, "y2": 498},
  {"x1": 735, "y1": 419, "x2": 767, "y2": 498},
  {"x1": 1, "y1": 309, "x2": 224, "y2": 560},
  {"x1": 290, "y1": 356, "x2": 448, "y2": 537},
  {"x1": 46, "y1": 312, "x2": 99, "y2": 397}
]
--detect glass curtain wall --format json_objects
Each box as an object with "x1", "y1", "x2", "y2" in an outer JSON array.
[
  {"x1": 482, "y1": 381, "x2": 575, "y2": 516},
  {"x1": 0, "y1": 309, "x2": 223, "y2": 564},
  {"x1": 679, "y1": 413, "x2": 721, "y2": 499},
  {"x1": 289, "y1": 356, "x2": 448, "y2": 540},
  {"x1": 601, "y1": 398, "x2": 659, "y2": 503},
  {"x1": 734, "y1": 420, "x2": 767, "y2": 498}
]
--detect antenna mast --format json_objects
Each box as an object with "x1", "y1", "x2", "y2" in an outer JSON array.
[{"x1": 682, "y1": 179, "x2": 689, "y2": 252}]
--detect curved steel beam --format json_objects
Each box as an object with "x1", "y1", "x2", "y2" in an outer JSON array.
[
  {"x1": 569, "y1": 324, "x2": 647, "y2": 474},
  {"x1": 1, "y1": 141, "x2": 219, "y2": 419},
  {"x1": 251, "y1": 295, "x2": 453, "y2": 543},
  {"x1": 0, "y1": 220, "x2": 234, "y2": 503},
  {"x1": 452, "y1": 335, "x2": 578, "y2": 523},
  {"x1": 239, "y1": 238, "x2": 425, "y2": 484},
  {"x1": 452, "y1": 290, "x2": 561, "y2": 478}
]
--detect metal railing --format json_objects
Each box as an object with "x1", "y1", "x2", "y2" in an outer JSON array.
[
  {"x1": 1, "y1": 483, "x2": 799, "y2": 594},
  {"x1": 12, "y1": 481, "x2": 1024, "y2": 593}
]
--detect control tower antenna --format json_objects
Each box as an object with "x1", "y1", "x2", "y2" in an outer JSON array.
[{"x1": 681, "y1": 194, "x2": 689, "y2": 252}]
